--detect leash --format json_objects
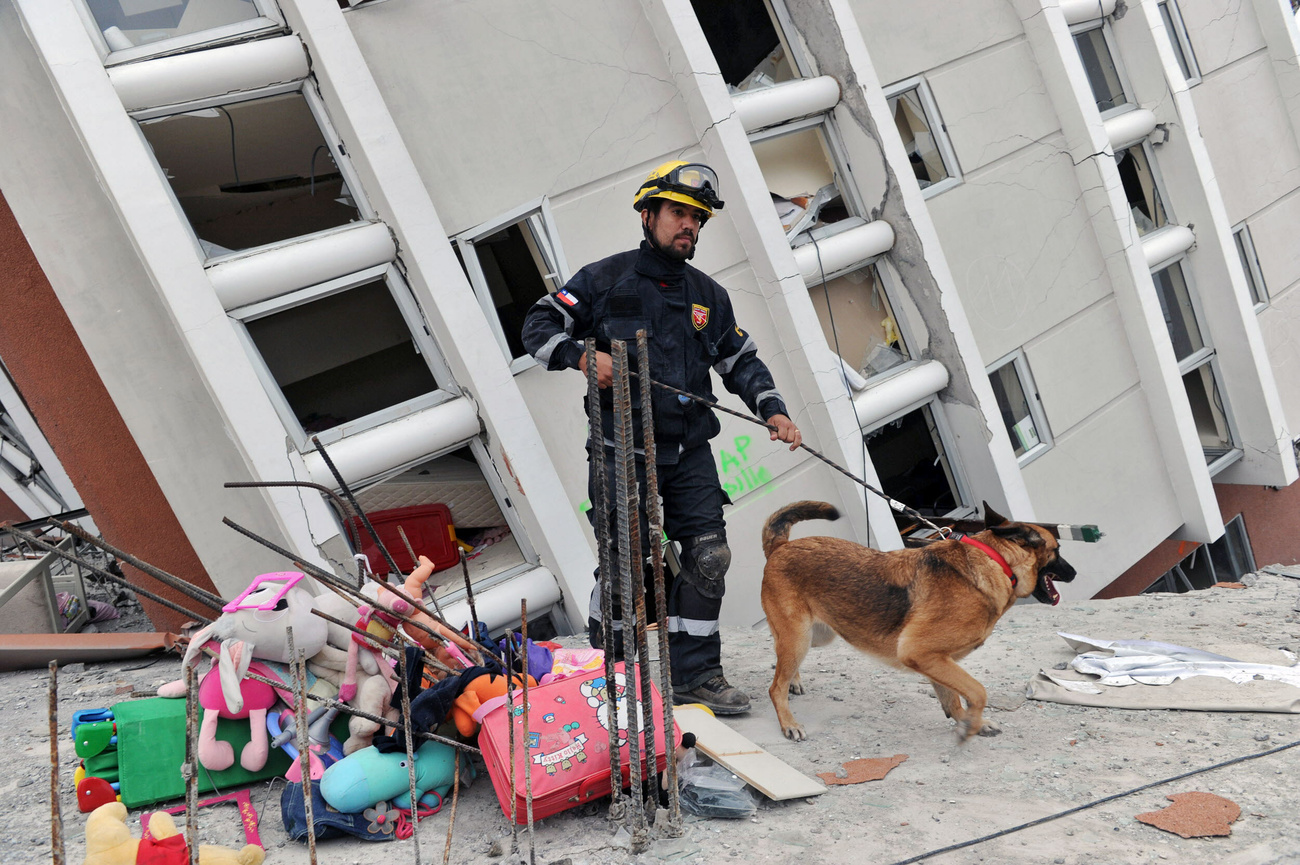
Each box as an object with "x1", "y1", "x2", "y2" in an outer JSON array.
[{"x1": 631, "y1": 372, "x2": 952, "y2": 538}]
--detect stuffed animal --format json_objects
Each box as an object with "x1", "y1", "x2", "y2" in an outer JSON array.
[
  {"x1": 319, "y1": 740, "x2": 462, "y2": 812},
  {"x1": 451, "y1": 671, "x2": 536, "y2": 737},
  {"x1": 160, "y1": 572, "x2": 330, "y2": 772},
  {"x1": 82, "y1": 801, "x2": 263, "y2": 865},
  {"x1": 307, "y1": 587, "x2": 400, "y2": 755},
  {"x1": 374, "y1": 556, "x2": 483, "y2": 675}
]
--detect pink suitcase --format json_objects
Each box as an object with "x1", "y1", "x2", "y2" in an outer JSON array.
[{"x1": 478, "y1": 662, "x2": 680, "y2": 823}]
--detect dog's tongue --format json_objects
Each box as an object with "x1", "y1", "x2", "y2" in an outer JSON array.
[{"x1": 1046, "y1": 576, "x2": 1060, "y2": 606}]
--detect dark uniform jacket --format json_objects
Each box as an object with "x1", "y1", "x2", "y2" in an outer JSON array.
[{"x1": 521, "y1": 241, "x2": 788, "y2": 464}]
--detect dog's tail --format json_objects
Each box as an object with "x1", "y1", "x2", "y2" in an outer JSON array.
[{"x1": 762, "y1": 501, "x2": 840, "y2": 559}]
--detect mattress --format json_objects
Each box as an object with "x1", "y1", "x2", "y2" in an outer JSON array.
[{"x1": 355, "y1": 458, "x2": 506, "y2": 528}]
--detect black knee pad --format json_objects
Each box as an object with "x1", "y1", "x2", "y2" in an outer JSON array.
[{"x1": 679, "y1": 532, "x2": 730, "y2": 600}]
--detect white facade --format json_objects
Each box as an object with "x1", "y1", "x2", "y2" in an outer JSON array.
[{"x1": 1, "y1": 0, "x2": 1297, "y2": 632}]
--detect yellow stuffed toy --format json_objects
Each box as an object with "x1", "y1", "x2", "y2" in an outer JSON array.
[{"x1": 83, "y1": 802, "x2": 265, "y2": 865}]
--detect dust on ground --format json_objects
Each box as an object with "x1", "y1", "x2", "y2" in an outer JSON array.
[{"x1": 6, "y1": 573, "x2": 1300, "y2": 865}]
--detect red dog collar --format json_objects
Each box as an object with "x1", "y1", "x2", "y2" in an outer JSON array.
[{"x1": 960, "y1": 536, "x2": 1016, "y2": 587}]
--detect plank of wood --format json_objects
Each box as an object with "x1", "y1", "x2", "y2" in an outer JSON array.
[{"x1": 674, "y1": 705, "x2": 826, "y2": 800}]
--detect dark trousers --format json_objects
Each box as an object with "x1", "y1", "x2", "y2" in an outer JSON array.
[{"x1": 586, "y1": 444, "x2": 727, "y2": 691}]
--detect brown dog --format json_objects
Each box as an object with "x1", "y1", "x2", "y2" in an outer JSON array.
[{"x1": 760, "y1": 501, "x2": 1076, "y2": 742}]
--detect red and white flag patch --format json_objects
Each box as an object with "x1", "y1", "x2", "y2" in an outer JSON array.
[{"x1": 556, "y1": 289, "x2": 579, "y2": 307}]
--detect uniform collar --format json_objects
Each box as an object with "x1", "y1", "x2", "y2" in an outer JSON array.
[{"x1": 635, "y1": 240, "x2": 687, "y2": 283}]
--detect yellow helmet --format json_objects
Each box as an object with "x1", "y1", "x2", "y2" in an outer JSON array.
[{"x1": 632, "y1": 160, "x2": 725, "y2": 217}]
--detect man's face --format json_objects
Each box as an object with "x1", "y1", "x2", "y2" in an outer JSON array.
[{"x1": 643, "y1": 200, "x2": 705, "y2": 260}]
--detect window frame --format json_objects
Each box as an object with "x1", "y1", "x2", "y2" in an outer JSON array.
[
  {"x1": 1232, "y1": 222, "x2": 1269, "y2": 312},
  {"x1": 882, "y1": 76, "x2": 963, "y2": 199},
  {"x1": 453, "y1": 197, "x2": 571, "y2": 374},
  {"x1": 74, "y1": 0, "x2": 286, "y2": 67},
  {"x1": 1114, "y1": 139, "x2": 1175, "y2": 235},
  {"x1": 131, "y1": 80, "x2": 375, "y2": 265},
  {"x1": 861, "y1": 396, "x2": 973, "y2": 523},
  {"x1": 228, "y1": 263, "x2": 457, "y2": 450},
  {"x1": 1157, "y1": 0, "x2": 1202, "y2": 86},
  {"x1": 1069, "y1": 19, "x2": 1136, "y2": 119},
  {"x1": 985, "y1": 348, "x2": 1053, "y2": 467},
  {"x1": 1142, "y1": 513, "x2": 1254, "y2": 593},
  {"x1": 1148, "y1": 255, "x2": 1243, "y2": 475}
]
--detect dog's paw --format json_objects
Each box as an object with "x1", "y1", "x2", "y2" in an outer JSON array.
[
  {"x1": 977, "y1": 720, "x2": 1002, "y2": 738},
  {"x1": 782, "y1": 723, "x2": 807, "y2": 742},
  {"x1": 788, "y1": 680, "x2": 804, "y2": 696}
]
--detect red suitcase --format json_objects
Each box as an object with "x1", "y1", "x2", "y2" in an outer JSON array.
[{"x1": 478, "y1": 662, "x2": 680, "y2": 823}]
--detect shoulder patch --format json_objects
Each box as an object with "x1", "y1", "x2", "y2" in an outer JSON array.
[
  {"x1": 692, "y1": 304, "x2": 709, "y2": 331},
  {"x1": 556, "y1": 289, "x2": 579, "y2": 307}
]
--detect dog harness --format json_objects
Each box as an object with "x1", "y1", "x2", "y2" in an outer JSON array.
[{"x1": 959, "y1": 536, "x2": 1016, "y2": 587}]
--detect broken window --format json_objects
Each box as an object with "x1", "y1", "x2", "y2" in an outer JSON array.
[
  {"x1": 987, "y1": 350, "x2": 1051, "y2": 463},
  {"x1": 352, "y1": 444, "x2": 531, "y2": 599},
  {"x1": 137, "y1": 88, "x2": 363, "y2": 260},
  {"x1": 454, "y1": 202, "x2": 569, "y2": 370},
  {"x1": 1157, "y1": 0, "x2": 1200, "y2": 85},
  {"x1": 232, "y1": 265, "x2": 451, "y2": 444},
  {"x1": 884, "y1": 79, "x2": 960, "y2": 196},
  {"x1": 688, "y1": 0, "x2": 799, "y2": 92},
  {"x1": 1142, "y1": 514, "x2": 1254, "y2": 593},
  {"x1": 1151, "y1": 260, "x2": 1237, "y2": 469},
  {"x1": 864, "y1": 402, "x2": 964, "y2": 529},
  {"x1": 1233, "y1": 224, "x2": 1268, "y2": 309},
  {"x1": 1072, "y1": 23, "x2": 1129, "y2": 115},
  {"x1": 806, "y1": 264, "x2": 911, "y2": 380},
  {"x1": 1115, "y1": 142, "x2": 1168, "y2": 236},
  {"x1": 750, "y1": 121, "x2": 854, "y2": 243},
  {"x1": 81, "y1": 0, "x2": 281, "y2": 64}
]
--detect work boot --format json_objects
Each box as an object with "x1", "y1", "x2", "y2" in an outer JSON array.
[{"x1": 673, "y1": 674, "x2": 750, "y2": 715}]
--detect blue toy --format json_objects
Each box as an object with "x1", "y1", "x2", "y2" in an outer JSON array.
[{"x1": 319, "y1": 740, "x2": 467, "y2": 812}]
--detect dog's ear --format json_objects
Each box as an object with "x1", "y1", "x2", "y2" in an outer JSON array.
[{"x1": 982, "y1": 501, "x2": 1008, "y2": 527}]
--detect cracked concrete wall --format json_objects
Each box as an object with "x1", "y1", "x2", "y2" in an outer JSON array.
[
  {"x1": 0, "y1": 0, "x2": 298, "y2": 606},
  {"x1": 347, "y1": 0, "x2": 697, "y2": 239}
]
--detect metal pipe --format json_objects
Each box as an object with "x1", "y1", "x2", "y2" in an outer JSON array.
[
  {"x1": 521, "y1": 600, "x2": 535, "y2": 865},
  {"x1": 7, "y1": 526, "x2": 212, "y2": 625},
  {"x1": 48, "y1": 661, "x2": 65, "y2": 865},
  {"x1": 57, "y1": 520, "x2": 226, "y2": 611},
  {"x1": 310, "y1": 435, "x2": 402, "y2": 578},
  {"x1": 587, "y1": 338, "x2": 623, "y2": 824},
  {"x1": 611, "y1": 340, "x2": 648, "y2": 852}
]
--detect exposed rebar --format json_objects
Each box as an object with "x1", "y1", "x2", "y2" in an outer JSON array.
[
  {"x1": 637, "y1": 329, "x2": 680, "y2": 833},
  {"x1": 309, "y1": 608, "x2": 456, "y2": 677},
  {"x1": 441, "y1": 745, "x2": 460, "y2": 865},
  {"x1": 184, "y1": 663, "x2": 199, "y2": 865},
  {"x1": 398, "y1": 649, "x2": 422, "y2": 865},
  {"x1": 611, "y1": 340, "x2": 649, "y2": 852},
  {"x1": 223, "y1": 480, "x2": 363, "y2": 564},
  {"x1": 310, "y1": 435, "x2": 403, "y2": 578},
  {"x1": 505, "y1": 631, "x2": 518, "y2": 856},
  {"x1": 288, "y1": 629, "x2": 318, "y2": 865},
  {"x1": 587, "y1": 338, "x2": 624, "y2": 824},
  {"x1": 7, "y1": 526, "x2": 212, "y2": 625},
  {"x1": 57, "y1": 520, "x2": 226, "y2": 612},
  {"x1": 521, "y1": 600, "x2": 535, "y2": 865},
  {"x1": 459, "y1": 550, "x2": 479, "y2": 643},
  {"x1": 48, "y1": 661, "x2": 65, "y2": 865}
]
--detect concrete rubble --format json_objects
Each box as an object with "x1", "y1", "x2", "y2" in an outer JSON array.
[{"x1": 5, "y1": 572, "x2": 1300, "y2": 864}]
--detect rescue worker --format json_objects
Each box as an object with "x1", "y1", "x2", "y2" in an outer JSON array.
[{"x1": 521, "y1": 160, "x2": 800, "y2": 714}]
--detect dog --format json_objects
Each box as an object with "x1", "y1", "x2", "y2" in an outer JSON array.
[{"x1": 760, "y1": 501, "x2": 1076, "y2": 743}]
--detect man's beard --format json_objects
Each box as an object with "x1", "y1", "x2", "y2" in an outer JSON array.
[{"x1": 656, "y1": 233, "x2": 695, "y2": 261}]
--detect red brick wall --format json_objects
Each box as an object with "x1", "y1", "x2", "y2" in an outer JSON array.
[
  {"x1": 1097, "y1": 479, "x2": 1300, "y2": 598},
  {"x1": 0, "y1": 488, "x2": 25, "y2": 523},
  {"x1": 0, "y1": 193, "x2": 219, "y2": 630}
]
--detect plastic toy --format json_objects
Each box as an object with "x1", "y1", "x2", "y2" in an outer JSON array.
[
  {"x1": 82, "y1": 801, "x2": 263, "y2": 865},
  {"x1": 319, "y1": 739, "x2": 464, "y2": 812},
  {"x1": 451, "y1": 671, "x2": 536, "y2": 737},
  {"x1": 267, "y1": 706, "x2": 345, "y2": 781},
  {"x1": 373, "y1": 555, "x2": 483, "y2": 675},
  {"x1": 159, "y1": 574, "x2": 329, "y2": 772}
]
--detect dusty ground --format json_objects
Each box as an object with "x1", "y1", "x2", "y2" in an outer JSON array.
[{"x1": 7, "y1": 572, "x2": 1300, "y2": 865}]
